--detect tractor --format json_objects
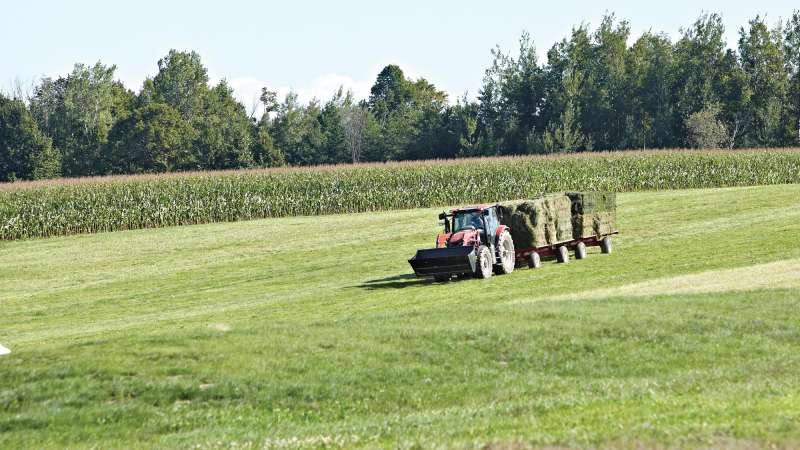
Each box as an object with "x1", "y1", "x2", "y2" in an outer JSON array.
[{"x1": 408, "y1": 205, "x2": 515, "y2": 281}]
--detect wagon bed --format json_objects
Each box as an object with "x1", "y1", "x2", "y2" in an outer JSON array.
[{"x1": 514, "y1": 231, "x2": 619, "y2": 267}]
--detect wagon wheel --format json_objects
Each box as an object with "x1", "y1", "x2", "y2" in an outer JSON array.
[
  {"x1": 600, "y1": 236, "x2": 613, "y2": 254},
  {"x1": 556, "y1": 245, "x2": 569, "y2": 264},
  {"x1": 527, "y1": 252, "x2": 541, "y2": 269},
  {"x1": 575, "y1": 242, "x2": 587, "y2": 260}
]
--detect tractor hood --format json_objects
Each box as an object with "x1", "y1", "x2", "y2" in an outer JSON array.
[{"x1": 448, "y1": 229, "x2": 480, "y2": 247}]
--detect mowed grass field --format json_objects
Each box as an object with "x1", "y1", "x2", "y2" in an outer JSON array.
[{"x1": 2, "y1": 185, "x2": 800, "y2": 449}]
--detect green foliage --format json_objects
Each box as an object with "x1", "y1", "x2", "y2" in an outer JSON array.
[
  {"x1": 673, "y1": 14, "x2": 729, "y2": 119},
  {"x1": 251, "y1": 119, "x2": 285, "y2": 167},
  {"x1": 29, "y1": 63, "x2": 133, "y2": 176},
  {"x1": 3, "y1": 150, "x2": 800, "y2": 240},
  {"x1": 479, "y1": 32, "x2": 547, "y2": 154},
  {"x1": 366, "y1": 65, "x2": 450, "y2": 161},
  {"x1": 270, "y1": 93, "x2": 326, "y2": 166},
  {"x1": 786, "y1": 11, "x2": 800, "y2": 144},
  {"x1": 541, "y1": 70, "x2": 590, "y2": 152},
  {"x1": 625, "y1": 32, "x2": 675, "y2": 149},
  {"x1": 368, "y1": 64, "x2": 411, "y2": 122},
  {"x1": 0, "y1": 95, "x2": 60, "y2": 181},
  {"x1": 738, "y1": 16, "x2": 790, "y2": 146},
  {"x1": 106, "y1": 103, "x2": 196, "y2": 173},
  {"x1": 148, "y1": 50, "x2": 209, "y2": 121},
  {"x1": 685, "y1": 103, "x2": 730, "y2": 148},
  {"x1": 193, "y1": 81, "x2": 254, "y2": 169}
]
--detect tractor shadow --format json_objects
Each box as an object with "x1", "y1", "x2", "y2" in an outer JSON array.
[
  {"x1": 356, "y1": 273, "x2": 471, "y2": 290},
  {"x1": 356, "y1": 273, "x2": 436, "y2": 290}
]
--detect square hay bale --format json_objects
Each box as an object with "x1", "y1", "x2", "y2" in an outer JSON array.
[
  {"x1": 592, "y1": 211, "x2": 616, "y2": 236},
  {"x1": 543, "y1": 194, "x2": 573, "y2": 244},
  {"x1": 572, "y1": 214, "x2": 595, "y2": 238},
  {"x1": 500, "y1": 194, "x2": 573, "y2": 247},
  {"x1": 567, "y1": 192, "x2": 617, "y2": 238},
  {"x1": 566, "y1": 191, "x2": 616, "y2": 214}
]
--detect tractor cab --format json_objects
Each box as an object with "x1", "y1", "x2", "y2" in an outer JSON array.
[{"x1": 439, "y1": 206, "x2": 500, "y2": 247}]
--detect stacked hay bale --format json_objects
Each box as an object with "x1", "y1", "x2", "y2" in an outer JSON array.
[
  {"x1": 497, "y1": 193, "x2": 573, "y2": 249},
  {"x1": 498, "y1": 192, "x2": 616, "y2": 249},
  {"x1": 566, "y1": 192, "x2": 617, "y2": 239}
]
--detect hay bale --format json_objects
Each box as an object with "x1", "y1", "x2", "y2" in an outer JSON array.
[
  {"x1": 498, "y1": 199, "x2": 543, "y2": 248},
  {"x1": 544, "y1": 194, "x2": 573, "y2": 243},
  {"x1": 592, "y1": 211, "x2": 616, "y2": 236},
  {"x1": 566, "y1": 192, "x2": 617, "y2": 238},
  {"x1": 496, "y1": 200, "x2": 527, "y2": 223},
  {"x1": 566, "y1": 191, "x2": 616, "y2": 213},
  {"x1": 499, "y1": 193, "x2": 574, "y2": 248},
  {"x1": 572, "y1": 214, "x2": 595, "y2": 238},
  {"x1": 501, "y1": 200, "x2": 546, "y2": 248}
]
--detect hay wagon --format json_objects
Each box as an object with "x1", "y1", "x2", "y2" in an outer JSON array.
[{"x1": 513, "y1": 230, "x2": 618, "y2": 269}]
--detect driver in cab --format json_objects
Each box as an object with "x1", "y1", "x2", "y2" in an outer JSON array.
[{"x1": 469, "y1": 212, "x2": 484, "y2": 230}]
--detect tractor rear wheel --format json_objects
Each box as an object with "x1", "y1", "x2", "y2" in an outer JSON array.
[
  {"x1": 475, "y1": 245, "x2": 493, "y2": 279},
  {"x1": 494, "y1": 230, "x2": 515, "y2": 275},
  {"x1": 575, "y1": 242, "x2": 587, "y2": 260}
]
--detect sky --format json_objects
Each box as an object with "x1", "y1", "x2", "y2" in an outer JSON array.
[{"x1": 1, "y1": 0, "x2": 798, "y2": 111}]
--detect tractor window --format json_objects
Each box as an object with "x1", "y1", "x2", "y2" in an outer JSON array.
[
  {"x1": 485, "y1": 209, "x2": 499, "y2": 235},
  {"x1": 453, "y1": 211, "x2": 483, "y2": 231}
]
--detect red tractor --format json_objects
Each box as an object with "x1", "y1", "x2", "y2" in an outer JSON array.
[{"x1": 408, "y1": 205, "x2": 515, "y2": 281}]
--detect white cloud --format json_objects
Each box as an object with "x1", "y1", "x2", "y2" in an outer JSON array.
[
  {"x1": 226, "y1": 76, "x2": 266, "y2": 117},
  {"x1": 225, "y1": 72, "x2": 374, "y2": 118},
  {"x1": 293, "y1": 73, "x2": 373, "y2": 103}
]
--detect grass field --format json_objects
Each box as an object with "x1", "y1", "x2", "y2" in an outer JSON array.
[{"x1": 2, "y1": 185, "x2": 800, "y2": 448}]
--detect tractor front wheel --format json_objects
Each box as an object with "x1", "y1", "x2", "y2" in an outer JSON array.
[
  {"x1": 475, "y1": 246, "x2": 493, "y2": 279},
  {"x1": 494, "y1": 230, "x2": 515, "y2": 275}
]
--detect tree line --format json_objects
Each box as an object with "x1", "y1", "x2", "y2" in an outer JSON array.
[{"x1": 2, "y1": 12, "x2": 800, "y2": 182}]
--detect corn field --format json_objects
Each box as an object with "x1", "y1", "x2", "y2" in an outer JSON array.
[{"x1": 2, "y1": 149, "x2": 800, "y2": 240}]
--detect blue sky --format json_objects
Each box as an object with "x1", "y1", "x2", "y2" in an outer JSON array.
[{"x1": 2, "y1": 0, "x2": 797, "y2": 108}]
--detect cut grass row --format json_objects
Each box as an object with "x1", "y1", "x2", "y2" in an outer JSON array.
[{"x1": 2, "y1": 148, "x2": 800, "y2": 240}]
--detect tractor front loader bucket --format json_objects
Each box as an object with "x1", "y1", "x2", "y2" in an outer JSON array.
[{"x1": 408, "y1": 246, "x2": 476, "y2": 277}]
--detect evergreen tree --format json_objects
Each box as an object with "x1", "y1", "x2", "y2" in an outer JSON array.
[
  {"x1": 738, "y1": 16, "x2": 790, "y2": 146},
  {"x1": 194, "y1": 80, "x2": 255, "y2": 169},
  {"x1": 784, "y1": 11, "x2": 800, "y2": 144},
  {"x1": 0, "y1": 94, "x2": 60, "y2": 181},
  {"x1": 106, "y1": 103, "x2": 196, "y2": 173}
]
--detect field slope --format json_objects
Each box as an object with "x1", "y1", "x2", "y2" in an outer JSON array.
[{"x1": 2, "y1": 185, "x2": 800, "y2": 448}]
